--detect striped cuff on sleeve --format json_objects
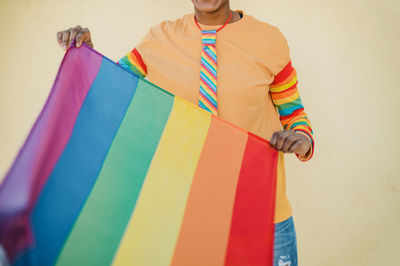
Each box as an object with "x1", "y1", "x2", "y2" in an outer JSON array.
[
  {"x1": 117, "y1": 48, "x2": 147, "y2": 78},
  {"x1": 270, "y1": 60, "x2": 314, "y2": 161}
]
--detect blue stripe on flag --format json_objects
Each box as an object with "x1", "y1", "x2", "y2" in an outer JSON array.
[{"x1": 30, "y1": 58, "x2": 139, "y2": 266}]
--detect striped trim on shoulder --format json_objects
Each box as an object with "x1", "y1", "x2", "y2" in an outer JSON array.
[
  {"x1": 118, "y1": 48, "x2": 147, "y2": 78},
  {"x1": 271, "y1": 60, "x2": 314, "y2": 161}
]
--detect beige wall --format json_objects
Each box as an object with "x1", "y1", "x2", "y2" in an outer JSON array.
[{"x1": 0, "y1": 0, "x2": 399, "y2": 265}]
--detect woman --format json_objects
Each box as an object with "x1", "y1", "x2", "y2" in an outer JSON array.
[{"x1": 57, "y1": 1, "x2": 314, "y2": 265}]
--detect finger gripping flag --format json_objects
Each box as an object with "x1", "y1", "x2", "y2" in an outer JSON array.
[{"x1": 0, "y1": 44, "x2": 278, "y2": 266}]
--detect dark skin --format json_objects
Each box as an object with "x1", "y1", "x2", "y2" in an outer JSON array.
[{"x1": 56, "y1": 0, "x2": 311, "y2": 156}]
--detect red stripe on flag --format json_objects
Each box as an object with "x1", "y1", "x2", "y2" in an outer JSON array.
[{"x1": 224, "y1": 132, "x2": 278, "y2": 266}]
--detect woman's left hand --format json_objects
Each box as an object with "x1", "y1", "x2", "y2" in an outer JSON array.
[{"x1": 270, "y1": 130, "x2": 311, "y2": 155}]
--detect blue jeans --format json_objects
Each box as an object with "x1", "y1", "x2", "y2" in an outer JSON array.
[{"x1": 273, "y1": 216, "x2": 298, "y2": 266}]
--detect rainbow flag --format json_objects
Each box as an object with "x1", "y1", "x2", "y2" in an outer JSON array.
[{"x1": 0, "y1": 44, "x2": 278, "y2": 266}]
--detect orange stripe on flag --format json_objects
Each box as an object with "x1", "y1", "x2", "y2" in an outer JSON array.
[{"x1": 170, "y1": 116, "x2": 248, "y2": 266}]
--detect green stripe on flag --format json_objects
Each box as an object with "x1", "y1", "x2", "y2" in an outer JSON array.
[{"x1": 56, "y1": 79, "x2": 174, "y2": 266}]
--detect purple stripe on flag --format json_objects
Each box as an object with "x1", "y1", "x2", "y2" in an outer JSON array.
[{"x1": 0, "y1": 46, "x2": 102, "y2": 261}]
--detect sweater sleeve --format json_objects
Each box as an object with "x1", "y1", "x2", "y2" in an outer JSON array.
[
  {"x1": 270, "y1": 60, "x2": 314, "y2": 161},
  {"x1": 117, "y1": 48, "x2": 147, "y2": 78}
]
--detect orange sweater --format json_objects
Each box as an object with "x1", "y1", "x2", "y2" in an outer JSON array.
[{"x1": 118, "y1": 10, "x2": 314, "y2": 223}]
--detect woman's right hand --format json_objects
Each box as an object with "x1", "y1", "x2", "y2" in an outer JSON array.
[{"x1": 57, "y1": 25, "x2": 93, "y2": 50}]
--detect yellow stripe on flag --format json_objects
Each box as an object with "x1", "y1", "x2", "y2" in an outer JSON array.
[{"x1": 112, "y1": 97, "x2": 211, "y2": 266}]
